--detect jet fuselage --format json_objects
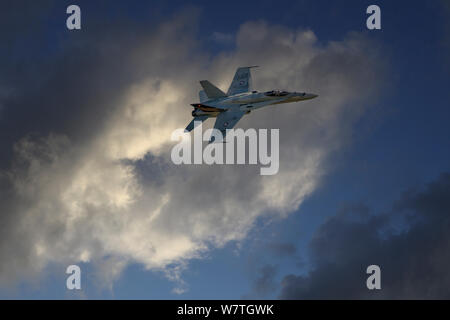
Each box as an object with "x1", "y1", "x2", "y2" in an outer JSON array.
[
  {"x1": 184, "y1": 66, "x2": 318, "y2": 136},
  {"x1": 191, "y1": 90, "x2": 318, "y2": 117}
]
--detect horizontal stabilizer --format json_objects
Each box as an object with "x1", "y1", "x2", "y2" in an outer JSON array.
[
  {"x1": 200, "y1": 80, "x2": 227, "y2": 99},
  {"x1": 185, "y1": 116, "x2": 208, "y2": 132}
]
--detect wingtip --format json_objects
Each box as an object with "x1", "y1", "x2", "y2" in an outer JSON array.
[{"x1": 238, "y1": 65, "x2": 259, "y2": 69}]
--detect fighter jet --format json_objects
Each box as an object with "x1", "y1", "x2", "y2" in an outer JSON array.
[{"x1": 185, "y1": 66, "x2": 318, "y2": 140}]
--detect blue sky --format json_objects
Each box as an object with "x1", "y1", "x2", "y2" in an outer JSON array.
[{"x1": 1, "y1": 0, "x2": 449, "y2": 299}]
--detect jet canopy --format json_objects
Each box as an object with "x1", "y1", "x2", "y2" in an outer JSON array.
[{"x1": 264, "y1": 90, "x2": 289, "y2": 97}]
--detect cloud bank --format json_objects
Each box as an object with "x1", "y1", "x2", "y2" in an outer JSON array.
[
  {"x1": 280, "y1": 173, "x2": 450, "y2": 299},
  {"x1": 0, "y1": 7, "x2": 384, "y2": 292}
]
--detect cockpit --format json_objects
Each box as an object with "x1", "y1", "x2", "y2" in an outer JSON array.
[{"x1": 264, "y1": 90, "x2": 289, "y2": 97}]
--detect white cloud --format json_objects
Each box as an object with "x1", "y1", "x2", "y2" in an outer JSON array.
[
  {"x1": 0, "y1": 17, "x2": 384, "y2": 294},
  {"x1": 210, "y1": 31, "x2": 234, "y2": 45}
]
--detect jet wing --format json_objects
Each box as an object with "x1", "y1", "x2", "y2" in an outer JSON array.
[
  {"x1": 212, "y1": 110, "x2": 246, "y2": 142},
  {"x1": 226, "y1": 66, "x2": 258, "y2": 96}
]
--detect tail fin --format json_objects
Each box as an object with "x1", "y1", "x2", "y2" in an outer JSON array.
[
  {"x1": 199, "y1": 90, "x2": 208, "y2": 103},
  {"x1": 226, "y1": 66, "x2": 258, "y2": 95},
  {"x1": 199, "y1": 80, "x2": 227, "y2": 99}
]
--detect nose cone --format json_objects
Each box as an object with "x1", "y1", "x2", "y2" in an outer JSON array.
[{"x1": 306, "y1": 93, "x2": 318, "y2": 99}]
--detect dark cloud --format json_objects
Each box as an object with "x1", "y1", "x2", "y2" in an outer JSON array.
[
  {"x1": 0, "y1": 2, "x2": 201, "y2": 168},
  {"x1": 266, "y1": 242, "x2": 297, "y2": 258},
  {"x1": 243, "y1": 264, "x2": 278, "y2": 299},
  {"x1": 280, "y1": 173, "x2": 450, "y2": 299}
]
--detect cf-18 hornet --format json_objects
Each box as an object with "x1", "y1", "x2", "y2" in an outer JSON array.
[{"x1": 185, "y1": 66, "x2": 318, "y2": 141}]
